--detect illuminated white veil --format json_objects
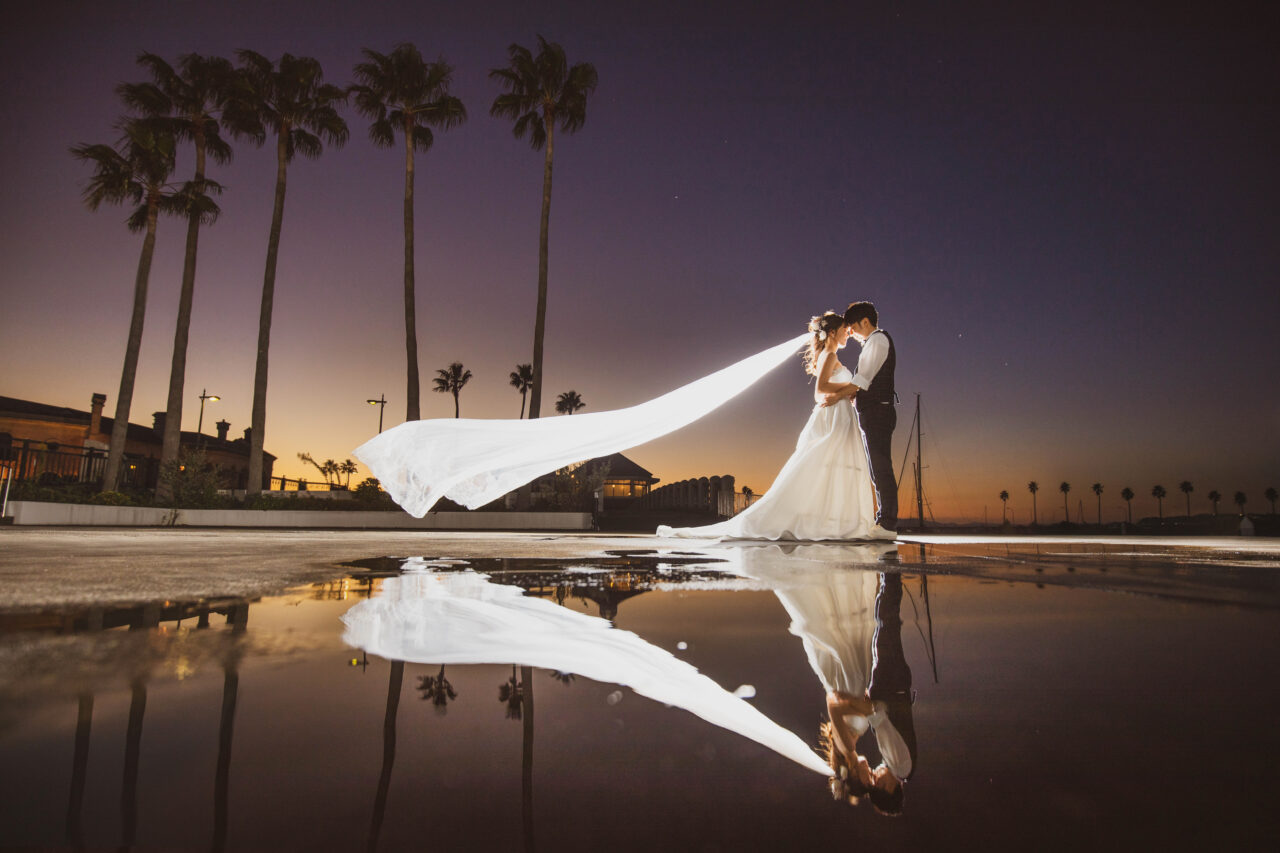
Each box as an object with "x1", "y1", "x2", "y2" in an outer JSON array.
[{"x1": 354, "y1": 334, "x2": 807, "y2": 517}]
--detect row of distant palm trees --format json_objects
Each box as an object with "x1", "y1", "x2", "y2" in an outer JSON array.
[
  {"x1": 999, "y1": 482, "x2": 1278, "y2": 525},
  {"x1": 431, "y1": 361, "x2": 585, "y2": 418},
  {"x1": 76, "y1": 38, "x2": 597, "y2": 497}
]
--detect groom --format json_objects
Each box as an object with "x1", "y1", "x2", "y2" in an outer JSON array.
[{"x1": 843, "y1": 301, "x2": 898, "y2": 531}]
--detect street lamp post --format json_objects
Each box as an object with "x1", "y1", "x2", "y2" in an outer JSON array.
[
  {"x1": 367, "y1": 394, "x2": 387, "y2": 433},
  {"x1": 198, "y1": 389, "x2": 220, "y2": 436}
]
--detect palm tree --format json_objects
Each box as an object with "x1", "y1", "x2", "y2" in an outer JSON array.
[
  {"x1": 339, "y1": 459, "x2": 359, "y2": 487},
  {"x1": 1234, "y1": 491, "x2": 1247, "y2": 515},
  {"x1": 509, "y1": 363, "x2": 534, "y2": 418},
  {"x1": 71, "y1": 118, "x2": 182, "y2": 491},
  {"x1": 1059, "y1": 482, "x2": 1071, "y2": 523},
  {"x1": 1027, "y1": 481, "x2": 1039, "y2": 525},
  {"x1": 1207, "y1": 489, "x2": 1221, "y2": 516},
  {"x1": 1151, "y1": 484, "x2": 1167, "y2": 519},
  {"x1": 417, "y1": 664, "x2": 457, "y2": 714},
  {"x1": 119, "y1": 53, "x2": 240, "y2": 500},
  {"x1": 1091, "y1": 483, "x2": 1103, "y2": 525},
  {"x1": 490, "y1": 37, "x2": 598, "y2": 420},
  {"x1": 1121, "y1": 487, "x2": 1134, "y2": 524},
  {"x1": 555, "y1": 390, "x2": 585, "y2": 415},
  {"x1": 1178, "y1": 480, "x2": 1194, "y2": 517},
  {"x1": 351, "y1": 45, "x2": 467, "y2": 424},
  {"x1": 233, "y1": 51, "x2": 348, "y2": 496},
  {"x1": 999, "y1": 489, "x2": 1010, "y2": 523},
  {"x1": 432, "y1": 362, "x2": 472, "y2": 417},
  {"x1": 499, "y1": 665, "x2": 523, "y2": 720},
  {"x1": 1265, "y1": 487, "x2": 1277, "y2": 515}
]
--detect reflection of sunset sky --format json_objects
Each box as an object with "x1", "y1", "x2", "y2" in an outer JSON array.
[{"x1": 2, "y1": 2, "x2": 1276, "y2": 520}]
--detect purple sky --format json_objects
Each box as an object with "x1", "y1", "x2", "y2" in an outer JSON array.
[{"x1": 2, "y1": 1, "x2": 1276, "y2": 521}]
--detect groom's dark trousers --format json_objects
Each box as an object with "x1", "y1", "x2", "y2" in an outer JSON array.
[{"x1": 856, "y1": 398, "x2": 898, "y2": 530}]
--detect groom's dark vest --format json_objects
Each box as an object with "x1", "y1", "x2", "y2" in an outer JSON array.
[{"x1": 857, "y1": 329, "x2": 896, "y2": 405}]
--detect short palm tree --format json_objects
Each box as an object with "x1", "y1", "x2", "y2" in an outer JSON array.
[
  {"x1": 432, "y1": 362, "x2": 472, "y2": 417},
  {"x1": 340, "y1": 459, "x2": 359, "y2": 487},
  {"x1": 119, "y1": 52, "x2": 240, "y2": 499},
  {"x1": 1234, "y1": 491, "x2": 1247, "y2": 515},
  {"x1": 1091, "y1": 483, "x2": 1103, "y2": 525},
  {"x1": 234, "y1": 50, "x2": 348, "y2": 495},
  {"x1": 71, "y1": 118, "x2": 182, "y2": 491},
  {"x1": 1027, "y1": 481, "x2": 1039, "y2": 525},
  {"x1": 555, "y1": 390, "x2": 585, "y2": 415},
  {"x1": 1265, "y1": 487, "x2": 1277, "y2": 515},
  {"x1": 1207, "y1": 489, "x2": 1221, "y2": 516},
  {"x1": 490, "y1": 37, "x2": 598, "y2": 420},
  {"x1": 1178, "y1": 480, "x2": 1194, "y2": 517},
  {"x1": 999, "y1": 489, "x2": 1010, "y2": 523},
  {"x1": 509, "y1": 363, "x2": 534, "y2": 418},
  {"x1": 1152, "y1": 484, "x2": 1167, "y2": 519},
  {"x1": 1059, "y1": 482, "x2": 1071, "y2": 523},
  {"x1": 1121, "y1": 487, "x2": 1134, "y2": 524},
  {"x1": 499, "y1": 665, "x2": 523, "y2": 721},
  {"x1": 351, "y1": 44, "x2": 467, "y2": 423},
  {"x1": 417, "y1": 664, "x2": 457, "y2": 715}
]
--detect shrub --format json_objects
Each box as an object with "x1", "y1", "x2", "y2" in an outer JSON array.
[
  {"x1": 90, "y1": 490, "x2": 134, "y2": 506},
  {"x1": 158, "y1": 450, "x2": 225, "y2": 508}
]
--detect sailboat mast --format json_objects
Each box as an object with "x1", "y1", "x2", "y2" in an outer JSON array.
[{"x1": 915, "y1": 393, "x2": 924, "y2": 529}]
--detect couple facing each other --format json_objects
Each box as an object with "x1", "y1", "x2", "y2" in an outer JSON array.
[{"x1": 659, "y1": 300, "x2": 898, "y2": 542}]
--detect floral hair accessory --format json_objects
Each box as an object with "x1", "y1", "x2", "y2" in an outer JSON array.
[{"x1": 817, "y1": 330, "x2": 827, "y2": 341}]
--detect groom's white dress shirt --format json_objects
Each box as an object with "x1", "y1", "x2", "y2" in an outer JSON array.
[{"x1": 852, "y1": 329, "x2": 889, "y2": 391}]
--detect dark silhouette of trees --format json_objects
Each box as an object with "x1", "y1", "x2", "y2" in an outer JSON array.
[
  {"x1": 234, "y1": 50, "x2": 348, "y2": 495},
  {"x1": 71, "y1": 118, "x2": 182, "y2": 491},
  {"x1": 499, "y1": 665, "x2": 523, "y2": 720},
  {"x1": 1207, "y1": 489, "x2": 1222, "y2": 516},
  {"x1": 1234, "y1": 491, "x2": 1247, "y2": 515},
  {"x1": 1027, "y1": 481, "x2": 1039, "y2": 525},
  {"x1": 1265, "y1": 487, "x2": 1277, "y2": 515},
  {"x1": 1091, "y1": 483, "x2": 1103, "y2": 525},
  {"x1": 490, "y1": 36, "x2": 598, "y2": 420},
  {"x1": 417, "y1": 664, "x2": 457, "y2": 714},
  {"x1": 351, "y1": 44, "x2": 467, "y2": 423},
  {"x1": 1178, "y1": 480, "x2": 1194, "y2": 517},
  {"x1": 432, "y1": 362, "x2": 472, "y2": 417},
  {"x1": 1059, "y1": 481, "x2": 1071, "y2": 523},
  {"x1": 509, "y1": 363, "x2": 534, "y2": 418},
  {"x1": 1152, "y1": 484, "x2": 1167, "y2": 519},
  {"x1": 555, "y1": 390, "x2": 584, "y2": 414},
  {"x1": 999, "y1": 489, "x2": 1009, "y2": 523},
  {"x1": 1121, "y1": 487, "x2": 1134, "y2": 524}
]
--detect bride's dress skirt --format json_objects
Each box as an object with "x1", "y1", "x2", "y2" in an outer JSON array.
[{"x1": 659, "y1": 400, "x2": 884, "y2": 541}]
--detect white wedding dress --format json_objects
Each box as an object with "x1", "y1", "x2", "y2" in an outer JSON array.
[{"x1": 658, "y1": 364, "x2": 886, "y2": 541}]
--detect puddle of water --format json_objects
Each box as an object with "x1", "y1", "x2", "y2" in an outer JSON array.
[{"x1": 1, "y1": 543, "x2": 1278, "y2": 850}]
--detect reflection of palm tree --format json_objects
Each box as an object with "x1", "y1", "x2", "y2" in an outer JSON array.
[
  {"x1": 1121, "y1": 487, "x2": 1134, "y2": 524},
  {"x1": 432, "y1": 362, "x2": 472, "y2": 418},
  {"x1": 1207, "y1": 489, "x2": 1221, "y2": 516},
  {"x1": 369, "y1": 660, "x2": 404, "y2": 853},
  {"x1": 1234, "y1": 491, "x2": 1247, "y2": 515},
  {"x1": 554, "y1": 390, "x2": 584, "y2": 415},
  {"x1": 1091, "y1": 483, "x2": 1103, "y2": 525},
  {"x1": 212, "y1": 623, "x2": 246, "y2": 853},
  {"x1": 521, "y1": 665, "x2": 535, "y2": 852},
  {"x1": 1059, "y1": 482, "x2": 1071, "y2": 523},
  {"x1": 1179, "y1": 480, "x2": 1194, "y2": 517},
  {"x1": 1152, "y1": 484, "x2": 1167, "y2": 519},
  {"x1": 1027, "y1": 481, "x2": 1039, "y2": 525},
  {"x1": 998, "y1": 490, "x2": 1009, "y2": 523},
  {"x1": 121, "y1": 679, "x2": 148, "y2": 847},
  {"x1": 509, "y1": 364, "x2": 533, "y2": 418},
  {"x1": 499, "y1": 665, "x2": 524, "y2": 720},
  {"x1": 550, "y1": 670, "x2": 576, "y2": 685},
  {"x1": 66, "y1": 693, "x2": 94, "y2": 847},
  {"x1": 351, "y1": 44, "x2": 467, "y2": 423},
  {"x1": 490, "y1": 37, "x2": 598, "y2": 420},
  {"x1": 417, "y1": 664, "x2": 458, "y2": 713},
  {"x1": 1265, "y1": 487, "x2": 1277, "y2": 515}
]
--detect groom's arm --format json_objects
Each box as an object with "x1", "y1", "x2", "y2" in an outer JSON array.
[{"x1": 852, "y1": 333, "x2": 889, "y2": 391}]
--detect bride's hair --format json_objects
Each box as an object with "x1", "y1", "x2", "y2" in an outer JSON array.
[
  {"x1": 804, "y1": 311, "x2": 845, "y2": 377},
  {"x1": 819, "y1": 720, "x2": 870, "y2": 805}
]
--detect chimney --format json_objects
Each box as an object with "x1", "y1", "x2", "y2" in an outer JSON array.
[
  {"x1": 216, "y1": 419, "x2": 230, "y2": 441},
  {"x1": 152, "y1": 411, "x2": 167, "y2": 433},
  {"x1": 90, "y1": 393, "x2": 107, "y2": 436},
  {"x1": 242, "y1": 427, "x2": 252, "y2": 443}
]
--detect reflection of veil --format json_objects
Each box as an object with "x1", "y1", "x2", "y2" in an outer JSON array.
[
  {"x1": 705, "y1": 543, "x2": 914, "y2": 779},
  {"x1": 340, "y1": 565, "x2": 832, "y2": 777}
]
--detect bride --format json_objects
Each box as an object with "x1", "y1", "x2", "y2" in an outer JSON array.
[{"x1": 658, "y1": 311, "x2": 892, "y2": 541}]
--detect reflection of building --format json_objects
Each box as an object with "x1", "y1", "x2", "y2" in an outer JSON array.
[{"x1": 0, "y1": 392, "x2": 274, "y2": 490}]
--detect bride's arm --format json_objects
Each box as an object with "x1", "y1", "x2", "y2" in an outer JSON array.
[{"x1": 815, "y1": 351, "x2": 857, "y2": 404}]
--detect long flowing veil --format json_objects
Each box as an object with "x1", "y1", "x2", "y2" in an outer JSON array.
[{"x1": 354, "y1": 334, "x2": 808, "y2": 516}]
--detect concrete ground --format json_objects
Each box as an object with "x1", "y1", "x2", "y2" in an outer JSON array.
[{"x1": 1, "y1": 527, "x2": 1277, "y2": 611}]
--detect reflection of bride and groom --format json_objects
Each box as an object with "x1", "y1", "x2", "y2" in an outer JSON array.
[
  {"x1": 342, "y1": 542, "x2": 918, "y2": 811},
  {"x1": 356, "y1": 301, "x2": 899, "y2": 542}
]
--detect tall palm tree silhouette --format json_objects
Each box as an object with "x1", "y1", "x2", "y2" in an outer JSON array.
[
  {"x1": 1178, "y1": 481, "x2": 1194, "y2": 517},
  {"x1": 119, "y1": 53, "x2": 240, "y2": 499},
  {"x1": 1207, "y1": 489, "x2": 1221, "y2": 516},
  {"x1": 1027, "y1": 481, "x2": 1039, "y2": 525},
  {"x1": 555, "y1": 390, "x2": 585, "y2": 414},
  {"x1": 509, "y1": 363, "x2": 534, "y2": 418},
  {"x1": 1059, "y1": 482, "x2": 1071, "y2": 523},
  {"x1": 1151, "y1": 484, "x2": 1167, "y2": 519},
  {"x1": 1091, "y1": 483, "x2": 1103, "y2": 525},
  {"x1": 490, "y1": 37, "x2": 598, "y2": 420},
  {"x1": 71, "y1": 118, "x2": 182, "y2": 491},
  {"x1": 432, "y1": 362, "x2": 472, "y2": 417},
  {"x1": 351, "y1": 44, "x2": 467, "y2": 423},
  {"x1": 999, "y1": 490, "x2": 1009, "y2": 523},
  {"x1": 1265, "y1": 487, "x2": 1277, "y2": 515},
  {"x1": 1121, "y1": 487, "x2": 1134, "y2": 523},
  {"x1": 234, "y1": 50, "x2": 348, "y2": 495},
  {"x1": 1234, "y1": 491, "x2": 1247, "y2": 515}
]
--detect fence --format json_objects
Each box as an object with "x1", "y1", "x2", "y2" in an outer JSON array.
[
  {"x1": 269, "y1": 476, "x2": 348, "y2": 492},
  {"x1": 0, "y1": 440, "x2": 158, "y2": 489},
  {"x1": 634, "y1": 474, "x2": 759, "y2": 517}
]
